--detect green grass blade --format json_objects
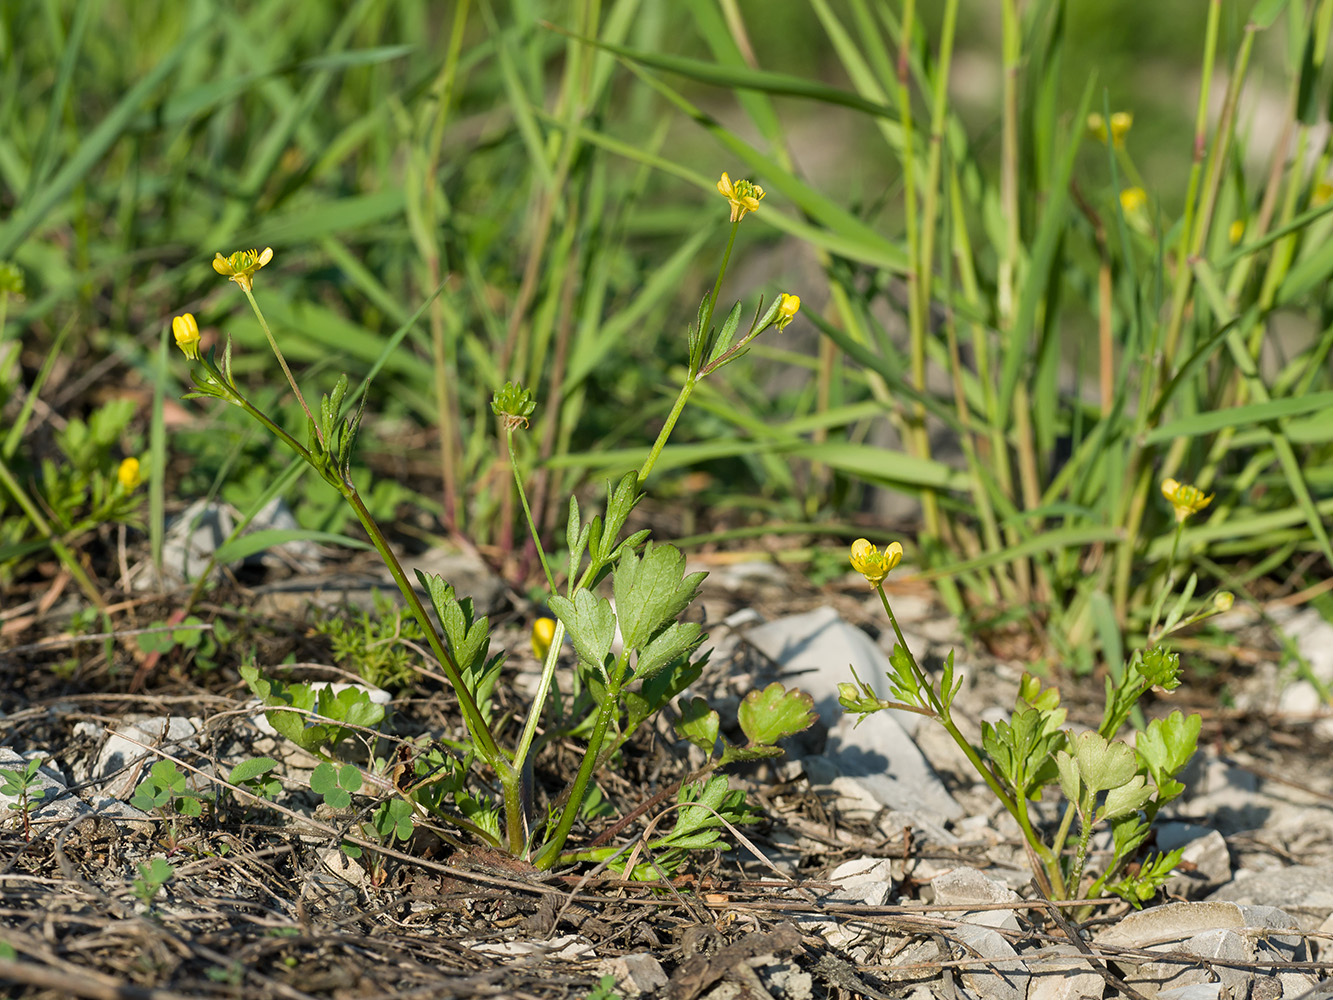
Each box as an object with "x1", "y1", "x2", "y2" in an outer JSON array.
[
  {"x1": 548, "y1": 25, "x2": 897, "y2": 119},
  {"x1": 1145, "y1": 392, "x2": 1333, "y2": 443},
  {"x1": 0, "y1": 6, "x2": 217, "y2": 258}
]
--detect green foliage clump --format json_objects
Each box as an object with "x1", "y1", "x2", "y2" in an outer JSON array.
[{"x1": 314, "y1": 592, "x2": 424, "y2": 692}]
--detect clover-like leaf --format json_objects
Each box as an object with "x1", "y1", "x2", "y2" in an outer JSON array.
[
  {"x1": 372, "y1": 798, "x2": 416, "y2": 842},
  {"x1": 676, "y1": 697, "x2": 720, "y2": 754},
  {"x1": 736, "y1": 683, "x2": 816, "y2": 747},
  {"x1": 310, "y1": 762, "x2": 361, "y2": 810}
]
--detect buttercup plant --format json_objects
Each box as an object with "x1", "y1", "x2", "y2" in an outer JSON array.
[
  {"x1": 840, "y1": 479, "x2": 1229, "y2": 905},
  {"x1": 175, "y1": 175, "x2": 814, "y2": 873}
]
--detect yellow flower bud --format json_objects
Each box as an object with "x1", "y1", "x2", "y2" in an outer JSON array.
[
  {"x1": 1088, "y1": 111, "x2": 1132, "y2": 146},
  {"x1": 212, "y1": 247, "x2": 273, "y2": 292},
  {"x1": 531, "y1": 617, "x2": 556, "y2": 661},
  {"x1": 1212, "y1": 591, "x2": 1234, "y2": 613},
  {"x1": 117, "y1": 457, "x2": 142, "y2": 492},
  {"x1": 716, "y1": 172, "x2": 764, "y2": 223},
  {"x1": 172, "y1": 313, "x2": 202, "y2": 361},
  {"x1": 1229, "y1": 220, "x2": 1245, "y2": 245},
  {"x1": 1109, "y1": 111, "x2": 1133, "y2": 144},
  {"x1": 776, "y1": 293, "x2": 800, "y2": 332},
  {"x1": 849, "y1": 538, "x2": 903, "y2": 586},
  {"x1": 1161, "y1": 478, "x2": 1213, "y2": 523}
]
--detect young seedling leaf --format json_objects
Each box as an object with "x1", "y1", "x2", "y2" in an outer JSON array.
[
  {"x1": 1136, "y1": 710, "x2": 1201, "y2": 792},
  {"x1": 1099, "y1": 774, "x2": 1152, "y2": 821},
  {"x1": 676, "y1": 697, "x2": 720, "y2": 754},
  {"x1": 1070, "y1": 730, "x2": 1139, "y2": 792},
  {"x1": 736, "y1": 683, "x2": 816, "y2": 747}
]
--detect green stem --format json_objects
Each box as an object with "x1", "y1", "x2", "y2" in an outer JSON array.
[
  {"x1": 705, "y1": 224, "x2": 739, "y2": 330},
  {"x1": 639, "y1": 219, "x2": 742, "y2": 486},
  {"x1": 638, "y1": 376, "x2": 695, "y2": 486},
  {"x1": 241, "y1": 287, "x2": 323, "y2": 448},
  {"x1": 195, "y1": 354, "x2": 520, "y2": 848},
  {"x1": 877, "y1": 582, "x2": 1066, "y2": 897},
  {"x1": 532, "y1": 652, "x2": 630, "y2": 869},
  {"x1": 507, "y1": 427, "x2": 556, "y2": 593},
  {"x1": 1147, "y1": 523, "x2": 1184, "y2": 642},
  {"x1": 1066, "y1": 811, "x2": 1094, "y2": 898}
]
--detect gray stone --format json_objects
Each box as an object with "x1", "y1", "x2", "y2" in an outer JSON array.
[
  {"x1": 143, "y1": 497, "x2": 322, "y2": 590},
  {"x1": 931, "y1": 866, "x2": 1022, "y2": 931},
  {"x1": 1098, "y1": 901, "x2": 1308, "y2": 997},
  {"x1": 1182, "y1": 756, "x2": 1268, "y2": 834},
  {"x1": 1157, "y1": 824, "x2": 1232, "y2": 898},
  {"x1": 927, "y1": 867, "x2": 1029, "y2": 1000},
  {"x1": 744, "y1": 607, "x2": 915, "y2": 732},
  {"x1": 763, "y1": 964, "x2": 812, "y2": 1000},
  {"x1": 1153, "y1": 986, "x2": 1222, "y2": 1000},
  {"x1": 798, "y1": 858, "x2": 895, "y2": 954},
  {"x1": 817, "y1": 710, "x2": 963, "y2": 822},
  {"x1": 1024, "y1": 946, "x2": 1104, "y2": 1000},
  {"x1": 1208, "y1": 864, "x2": 1333, "y2": 931},
  {"x1": 951, "y1": 923, "x2": 1027, "y2": 1000},
  {"x1": 0, "y1": 747, "x2": 69, "y2": 826},
  {"x1": 601, "y1": 953, "x2": 668, "y2": 996}
]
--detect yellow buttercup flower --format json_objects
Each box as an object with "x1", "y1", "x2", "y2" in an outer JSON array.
[
  {"x1": 531, "y1": 617, "x2": 556, "y2": 660},
  {"x1": 1229, "y1": 220, "x2": 1245, "y2": 245},
  {"x1": 1312, "y1": 180, "x2": 1333, "y2": 207},
  {"x1": 212, "y1": 247, "x2": 273, "y2": 292},
  {"x1": 776, "y1": 293, "x2": 800, "y2": 332},
  {"x1": 1161, "y1": 478, "x2": 1213, "y2": 523},
  {"x1": 172, "y1": 313, "x2": 202, "y2": 361},
  {"x1": 117, "y1": 457, "x2": 142, "y2": 492},
  {"x1": 716, "y1": 172, "x2": 764, "y2": 223},
  {"x1": 1120, "y1": 187, "x2": 1148, "y2": 214},
  {"x1": 850, "y1": 538, "x2": 903, "y2": 586}
]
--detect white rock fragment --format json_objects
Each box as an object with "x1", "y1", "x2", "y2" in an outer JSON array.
[
  {"x1": 0, "y1": 747, "x2": 88, "y2": 830},
  {"x1": 1024, "y1": 946, "x2": 1105, "y2": 1000},
  {"x1": 1097, "y1": 900, "x2": 1316, "y2": 998},
  {"x1": 94, "y1": 717, "x2": 204, "y2": 801},
  {"x1": 1156, "y1": 823, "x2": 1231, "y2": 898},
  {"x1": 599, "y1": 952, "x2": 668, "y2": 996},
  {"x1": 798, "y1": 857, "x2": 895, "y2": 957},
  {"x1": 927, "y1": 867, "x2": 1028, "y2": 1000},
  {"x1": 1208, "y1": 863, "x2": 1333, "y2": 931},
  {"x1": 468, "y1": 935, "x2": 594, "y2": 960}
]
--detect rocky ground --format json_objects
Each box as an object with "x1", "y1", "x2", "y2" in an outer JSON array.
[{"x1": 4, "y1": 512, "x2": 1333, "y2": 1000}]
